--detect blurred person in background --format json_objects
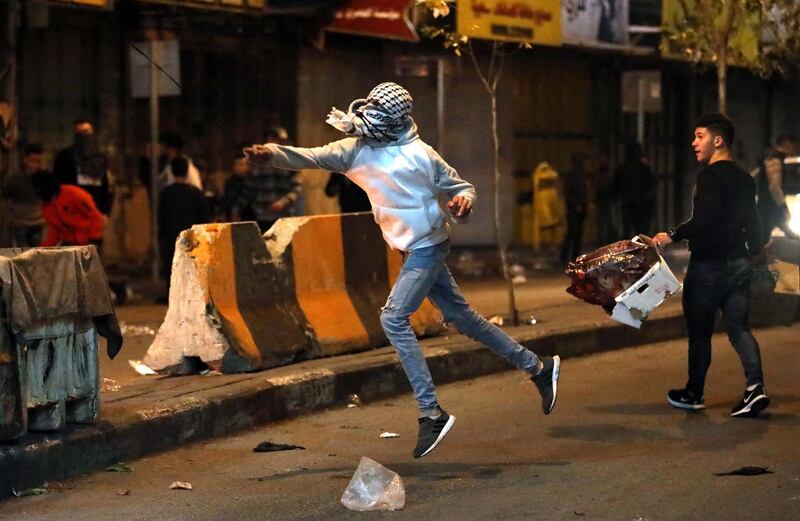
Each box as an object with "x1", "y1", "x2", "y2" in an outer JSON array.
[
  {"x1": 235, "y1": 127, "x2": 302, "y2": 232},
  {"x1": 158, "y1": 156, "x2": 211, "y2": 301},
  {"x1": 31, "y1": 170, "x2": 106, "y2": 251},
  {"x1": 614, "y1": 142, "x2": 655, "y2": 239},
  {"x1": 3, "y1": 143, "x2": 46, "y2": 246},
  {"x1": 752, "y1": 133, "x2": 800, "y2": 241},
  {"x1": 53, "y1": 119, "x2": 114, "y2": 216}
]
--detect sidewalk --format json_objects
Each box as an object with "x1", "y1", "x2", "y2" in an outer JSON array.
[{"x1": 1, "y1": 264, "x2": 696, "y2": 498}]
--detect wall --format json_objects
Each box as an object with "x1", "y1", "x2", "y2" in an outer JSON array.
[
  {"x1": 15, "y1": 5, "x2": 301, "y2": 261},
  {"x1": 296, "y1": 38, "x2": 516, "y2": 246}
]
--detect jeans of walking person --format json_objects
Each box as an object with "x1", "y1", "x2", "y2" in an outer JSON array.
[
  {"x1": 380, "y1": 240, "x2": 540, "y2": 416},
  {"x1": 682, "y1": 257, "x2": 764, "y2": 396}
]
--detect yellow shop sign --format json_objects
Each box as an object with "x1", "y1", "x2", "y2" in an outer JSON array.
[{"x1": 457, "y1": 0, "x2": 562, "y2": 45}]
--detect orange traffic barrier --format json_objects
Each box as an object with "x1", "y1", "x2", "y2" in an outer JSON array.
[{"x1": 146, "y1": 215, "x2": 443, "y2": 373}]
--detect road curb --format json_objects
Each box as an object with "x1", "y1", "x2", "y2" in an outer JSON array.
[{"x1": 0, "y1": 311, "x2": 688, "y2": 498}]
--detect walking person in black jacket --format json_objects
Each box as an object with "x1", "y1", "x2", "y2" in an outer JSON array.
[
  {"x1": 158, "y1": 156, "x2": 212, "y2": 301},
  {"x1": 653, "y1": 113, "x2": 769, "y2": 418}
]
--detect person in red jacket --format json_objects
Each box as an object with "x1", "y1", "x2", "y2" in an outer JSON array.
[{"x1": 31, "y1": 170, "x2": 107, "y2": 249}]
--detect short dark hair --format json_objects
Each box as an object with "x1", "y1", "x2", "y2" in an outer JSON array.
[
  {"x1": 625, "y1": 142, "x2": 643, "y2": 161},
  {"x1": 160, "y1": 132, "x2": 184, "y2": 150},
  {"x1": 171, "y1": 156, "x2": 189, "y2": 179},
  {"x1": 23, "y1": 143, "x2": 43, "y2": 156},
  {"x1": 694, "y1": 113, "x2": 735, "y2": 147},
  {"x1": 776, "y1": 133, "x2": 799, "y2": 147},
  {"x1": 30, "y1": 170, "x2": 61, "y2": 201}
]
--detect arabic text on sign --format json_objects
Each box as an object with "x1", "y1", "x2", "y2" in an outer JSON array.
[
  {"x1": 491, "y1": 24, "x2": 533, "y2": 38},
  {"x1": 336, "y1": 8, "x2": 403, "y2": 21},
  {"x1": 470, "y1": 1, "x2": 554, "y2": 24}
]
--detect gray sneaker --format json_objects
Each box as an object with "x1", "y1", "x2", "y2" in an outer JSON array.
[
  {"x1": 532, "y1": 355, "x2": 561, "y2": 415},
  {"x1": 413, "y1": 409, "x2": 456, "y2": 458}
]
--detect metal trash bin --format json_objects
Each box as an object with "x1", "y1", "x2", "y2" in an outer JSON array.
[{"x1": 0, "y1": 246, "x2": 122, "y2": 441}]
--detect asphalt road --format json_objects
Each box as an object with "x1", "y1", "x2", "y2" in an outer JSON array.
[{"x1": 5, "y1": 324, "x2": 798, "y2": 521}]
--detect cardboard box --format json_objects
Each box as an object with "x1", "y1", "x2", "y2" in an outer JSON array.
[{"x1": 611, "y1": 248, "x2": 682, "y2": 329}]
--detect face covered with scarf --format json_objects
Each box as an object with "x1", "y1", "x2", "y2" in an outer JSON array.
[{"x1": 326, "y1": 82, "x2": 414, "y2": 143}]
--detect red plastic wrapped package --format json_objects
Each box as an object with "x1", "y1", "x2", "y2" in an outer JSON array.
[{"x1": 565, "y1": 239, "x2": 657, "y2": 313}]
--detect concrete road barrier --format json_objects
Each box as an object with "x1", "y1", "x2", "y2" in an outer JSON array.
[{"x1": 145, "y1": 215, "x2": 442, "y2": 373}]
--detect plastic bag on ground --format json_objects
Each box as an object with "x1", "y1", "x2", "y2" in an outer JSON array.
[
  {"x1": 565, "y1": 239, "x2": 655, "y2": 313},
  {"x1": 341, "y1": 457, "x2": 405, "y2": 511}
]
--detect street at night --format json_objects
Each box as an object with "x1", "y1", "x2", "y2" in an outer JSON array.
[
  {"x1": 2, "y1": 0, "x2": 800, "y2": 518},
  {"x1": 3, "y1": 324, "x2": 799, "y2": 521}
]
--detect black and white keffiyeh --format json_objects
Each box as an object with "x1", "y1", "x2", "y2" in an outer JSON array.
[
  {"x1": 367, "y1": 82, "x2": 413, "y2": 120},
  {"x1": 326, "y1": 82, "x2": 414, "y2": 143}
]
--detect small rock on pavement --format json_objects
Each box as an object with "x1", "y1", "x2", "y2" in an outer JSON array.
[
  {"x1": 341, "y1": 457, "x2": 405, "y2": 512},
  {"x1": 379, "y1": 432, "x2": 400, "y2": 438},
  {"x1": 488, "y1": 315, "x2": 504, "y2": 326},
  {"x1": 169, "y1": 481, "x2": 193, "y2": 490}
]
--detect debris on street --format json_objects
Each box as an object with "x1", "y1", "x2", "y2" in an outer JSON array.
[
  {"x1": 101, "y1": 378, "x2": 121, "y2": 392},
  {"x1": 106, "y1": 463, "x2": 133, "y2": 473},
  {"x1": 169, "y1": 481, "x2": 193, "y2": 490},
  {"x1": 12, "y1": 484, "x2": 49, "y2": 497},
  {"x1": 379, "y1": 432, "x2": 400, "y2": 439},
  {"x1": 129, "y1": 359, "x2": 157, "y2": 375},
  {"x1": 119, "y1": 322, "x2": 156, "y2": 337},
  {"x1": 341, "y1": 457, "x2": 405, "y2": 511},
  {"x1": 714, "y1": 466, "x2": 773, "y2": 476},
  {"x1": 488, "y1": 315, "x2": 504, "y2": 326},
  {"x1": 253, "y1": 441, "x2": 306, "y2": 453}
]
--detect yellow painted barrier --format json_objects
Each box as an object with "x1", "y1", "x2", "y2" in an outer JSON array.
[{"x1": 146, "y1": 215, "x2": 444, "y2": 373}]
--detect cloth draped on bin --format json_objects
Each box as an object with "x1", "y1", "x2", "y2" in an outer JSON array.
[{"x1": 0, "y1": 247, "x2": 122, "y2": 358}]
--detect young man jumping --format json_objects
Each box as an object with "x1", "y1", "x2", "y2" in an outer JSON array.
[
  {"x1": 653, "y1": 113, "x2": 769, "y2": 418},
  {"x1": 245, "y1": 82, "x2": 561, "y2": 458}
]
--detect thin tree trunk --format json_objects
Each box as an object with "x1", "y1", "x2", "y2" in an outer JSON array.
[
  {"x1": 468, "y1": 43, "x2": 519, "y2": 326},
  {"x1": 490, "y1": 89, "x2": 519, "y2": 326},
  {"x1": 716, "y1": 0, "x2": 737, "y2": 115},
  {"x1": 717, "y1": 54, "x2": 727, "y2": 114}
]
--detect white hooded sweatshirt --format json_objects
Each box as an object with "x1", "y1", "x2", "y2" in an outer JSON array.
[{"x1": 260, "y1": 122, "x2": 476, "y2": 251}]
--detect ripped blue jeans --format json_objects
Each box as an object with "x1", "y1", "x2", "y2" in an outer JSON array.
[{"x1": 380, "y1": 240, "x2": 540, "y2": 415}]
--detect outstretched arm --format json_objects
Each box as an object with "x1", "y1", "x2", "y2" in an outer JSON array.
[{"x1": 244, "y1": 138, "x2": 360, "y2": 174}]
